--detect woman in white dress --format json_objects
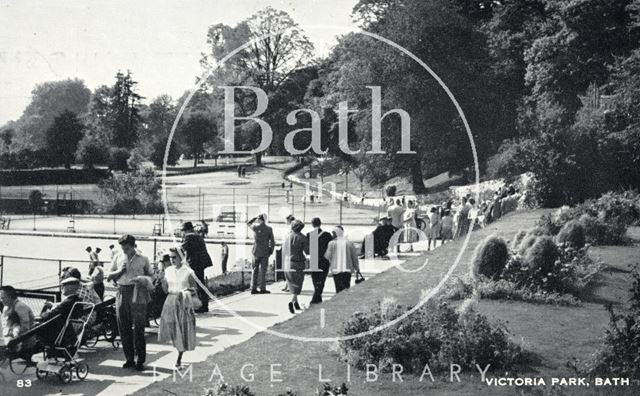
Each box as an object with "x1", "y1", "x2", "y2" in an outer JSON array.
[{"x1": 158, "y1": 247, "x2": 197, "y2": 367}]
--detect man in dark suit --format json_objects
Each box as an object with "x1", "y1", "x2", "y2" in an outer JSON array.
[
  {"x1": 247, "y1": 214, "x2": 275, "y2": 294},
  {"x1": 181, "y1": 222, "x2": 213, "y2": 313},
  {"x1": 306, "y1": 217, "x2": 333, "y2": 304}
]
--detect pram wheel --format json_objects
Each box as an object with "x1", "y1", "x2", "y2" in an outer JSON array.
[
  {"x1": 57, "y1": 365, "x2": 73, "y2": 383},
  {"x1": 76, "y1": 363, "x2": 89, "y2": 380},
  {"x1": 36, "y1": 368, "x2": 48, "y2": 379},
  {"x1": 8, "y1": 359, "x2": 29, "y2": 375}
]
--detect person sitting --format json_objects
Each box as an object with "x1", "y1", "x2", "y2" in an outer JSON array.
[
  {"x1": 1, "y1": 286, "x2": 36, "y2": 363},
  {"x1": 360, "y1": 216, "x2": 397, "y2": 259},
  {"x1": 39, "y1": 277, "x2": 83, "y2": 350}
]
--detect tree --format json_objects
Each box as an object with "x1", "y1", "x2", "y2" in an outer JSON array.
[
  {"x1": 150, "y1": 136, "x2": 180, "y2": 168},
  {"x1": 178, "y1": 112, "x2": 217, "y2": 168},
  {"x1": 76, "y1": 133, "x2": 109, "y2": 169},
  {"x1": 109, "y1": 71, "x2": 143, "y2": 148},
  {"x1": 45, "y1": 110, "x2": 85, "y2": 168},
  {"x1": 201, "y1": 6, "x2": 314, "y2": 166},
  {"x1": 11, "y1": 79, "x2": 91, "y2": 149},
  {"x1": 0, "y1": 128, "x2": 15, "y2": 151}
]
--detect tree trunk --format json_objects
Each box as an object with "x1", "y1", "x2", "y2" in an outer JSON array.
[
  {"x1": 254, "y1": 152, "x2": 262, "y2": 167},
  {"x1": 410, "y1": 159, "x2": 428, "y2": 194},
  {"x1": 193, "y1": 152, "x2": 198, "y2": 168}
]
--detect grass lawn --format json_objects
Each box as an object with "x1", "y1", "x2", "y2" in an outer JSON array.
[{"x1": 136, "y1": 211, "x2": 640, "y2": 396}]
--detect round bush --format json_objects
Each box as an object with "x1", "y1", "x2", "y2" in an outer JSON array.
[
  {"x1": 524, "y1": 236, "x2": 559, "y2": 275},
  {"x1": 471, "y1": 235, "x2": 509, "y2": 280},
  {"x1": 556, "y1": 220, "x2": 586, "y2": 248},
  {"x1": 517, "y1": 233, "x2": 538, "y2": 255},
  {"x1": 511, "y1": 230, "x2": 528, "y2": 250}
]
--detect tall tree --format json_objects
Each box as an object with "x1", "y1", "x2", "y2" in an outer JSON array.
[
  {"x1": 45, "y1": 110, "x2": 85, "y2": 168},
  {"x1": 178, "y1": 112, "x2": 217, "y2": 168},
  {"x1": 12, "y1": 79, "x2": 91, "y2": 149},
  {"x1": 201, "y1": 6, "x2": 314, "y2": 165},
  {"x1": 109, "y1": 71, "x2": 143, "y2": 148}
]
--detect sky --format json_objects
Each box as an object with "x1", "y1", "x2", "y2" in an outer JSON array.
[{"x1": 0, "y1": 0, "x2": 359, "y2": 125}]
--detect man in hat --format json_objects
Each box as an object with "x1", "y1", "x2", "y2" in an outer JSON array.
[
  {"x1": 181, "y1": 221, "x2": 213, "y2": 313},
  {"x1": 306, "y1": 217, "x2": 333, "y2": 304},
  {"x1": 107, "y1": 234, "x2": 152, "y2": 371},
  {"x1": 39, "y1": 277, "x2": 82, "y2": 347},
  {"x1": 247, "y1": 214, "x2": 275, "y2": 294}
]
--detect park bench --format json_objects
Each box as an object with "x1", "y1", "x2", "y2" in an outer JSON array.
[
  {"x1": 152, "y1": 223, "x2": 162, "y2": 236},
  {"x1": 0, "y1": 217, "x2": 9, "y2": 230},
  {"x1": 66, "y1": 218, "x2": 75, "y2": 233}
]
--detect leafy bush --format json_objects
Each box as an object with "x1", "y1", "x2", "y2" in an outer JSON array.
[
  {"x1": 581, "y1": 265, "x2": 640, "y2": 378},
  {"x1": 471, "y1": 235, "x2": 509, "y2": 280},
  {"x1": 206, "y1": 382, "x2": 255, "y2": 396},
  {"x1": 444, "y1": 277, "x2": 581, "y2": 306},
  {"x1": 517, "y1": 233, "x2": 538, "y2": 255},
  {"x1": 511, "y1": 230, "x2": 528, "y2": 250},
  {"x1": 339, "y1": 298, "x2": 527, "y2": 374},
  {"x1": 76, "y1": 135, "x2": 109, "y2": 168},
  {"x1": 523, "y1": 236, "x2": 559, "y2": 275},
  {"x1": 578, "y1": 214, "x2": 628, "y2": 245},
  {"x1": 555, "y1": 220, "x2": 586, "y2": 248},
  {"x1": 385, "y1": 185, "x2": 397, "y2": 197},
  {"x1": 108, "y1": 147, "x2": 131, "y2": 171},
  {"x1": 97, "y1": 168, "x2": 164, "y2": 214},
  {"x1": 503, "y1": 244, "x2": 601, "y2": 295},
  {"x1": 315, "y1": 383, "x2": 348, "y2": 396}
]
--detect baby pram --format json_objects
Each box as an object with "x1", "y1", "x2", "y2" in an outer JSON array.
[{"x1": 34, "y1": 301, "x2": 95, "y2": 383}]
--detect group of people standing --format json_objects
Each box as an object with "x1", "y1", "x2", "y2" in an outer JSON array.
[{"x1": 246, "y1": 214, "x2": 362, "y2": 315}]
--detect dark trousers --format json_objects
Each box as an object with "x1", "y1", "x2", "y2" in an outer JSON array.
[
  {"x1": 192, "y1": 267, "x2": 209, "y2": 310},
  {"x1": 310, "y1": 262, "x2": 329, "y2": 303},
  {"x1": 333, "y1": 272, "x2": 352, "y2": 293},
  {"x1": 251, "y1": 256, "x2": 269, "y2": 291},
  {"x1": 221, "y1": 255, "x2": 228, "y2": 274},
  {"x1": 94, "y1": 282, "x2": 105, "y2": 301},
  {"x1": 116, "y1": 285, "x2": 147, "y2": 364}
]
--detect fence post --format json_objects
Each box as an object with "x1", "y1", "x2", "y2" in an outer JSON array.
[
  {"x1": 267, "y1": 188, "x2": 271, "y2": 221},
  {"x1": 245, "y1": 194, "x2": 249, "y2": 221},
  {"x1": 153, "y1": 238, "x2": 157, "y2": 261},
  {"x1": 232, "y1": 188, "x2": 236, "y2": 220},
  {"x1": 291, "y1": 189, "x2": 294, "y2": 218},
  {"x1": 303, "y1": 200, "x2": 306, "y2": 223},
  {"x1": 339, "y1": 199, "x2": 343, "y2": 225},
  {"x1": 1, "y1": 256, "x2": 4, "y2": 287},
  {"x1": 58, "y1": 260, "x2": 62, "y2": 293},
  {"x1": 113, "y1": 214, "x2": 116, "y2": 234}
]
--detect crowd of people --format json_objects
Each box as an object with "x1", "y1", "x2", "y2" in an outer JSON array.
[
  {"x1": 246, "y1": 214, "x2": 362, "y2": 314},
  {"x1": 0, "y1": 184, "x2": 523, "y2": 374}
]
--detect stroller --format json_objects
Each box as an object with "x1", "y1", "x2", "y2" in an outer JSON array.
[{"x1": 34, "y1": 301, "x2": 95, "y2": 383}]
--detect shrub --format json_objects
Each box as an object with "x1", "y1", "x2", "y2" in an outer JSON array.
[
  {"x1": 523, "y1": 236, "x2": 559, "y2": 275},
  {"x1": 555, "y1": 220, "x2": 586, "y2": 248},
  {"x1": 503, "y1": 243, "x2": 601, "y2": 295},
  {"x1": 339, "y1": 299, "x2": 527, "y2": 374},
  {"x1": 471, "y1": 235, "x2": 509, "y2": 280},
  {"x1": 97, "y1": 168, "x2": 164, "y2": 214},
  {"x1": 578, "y1": 214, "x2": 628, "y2": 245},
  {"x1": 385, "y1": 185, "x2": 397, "y2": 197},
  {"x1": 511, "y1": 230, "x2": 528, "y2": 250},
  {"x1": 517, "y1": 233, "x2": 538, "y2": 255},
  {"x1": 444, "y1": 276, "x2": 581, "y2": 306},
  {"x1": 206, "y1": 382, "x2": 255, "y2": 396},
  {"x1": 108, "y1": 147, "x2": 131, "y2": 171}
]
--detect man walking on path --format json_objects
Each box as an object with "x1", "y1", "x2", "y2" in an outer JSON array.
[
  {"x1": 181, "y1": 221, "x2": 213, "y2": 313},
  {"x1": 107, "y1": 234, "x2": 152, "y2": 371},
  {"x1": 247, "y1": 214, "x2": 275, "y2": 294},
  {"x1": 221, "y1": 241, "x2": 229, "y2": 274},
  {"x1": 306, "y1": 217, "x2": 333, "y2": 304}
]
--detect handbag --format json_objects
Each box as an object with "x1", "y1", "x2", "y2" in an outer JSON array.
[{"x1": 355, "y1": 271, "x2": 365, "y2": 284}]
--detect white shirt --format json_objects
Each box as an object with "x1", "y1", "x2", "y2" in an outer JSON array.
[{"x1": 164, "y1": 265, "x2": 194, "y2": 294}]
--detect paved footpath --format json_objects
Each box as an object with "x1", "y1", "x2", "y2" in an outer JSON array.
[{"x1": 0, "y1": 246, "x2": 432, "y2": 396}]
